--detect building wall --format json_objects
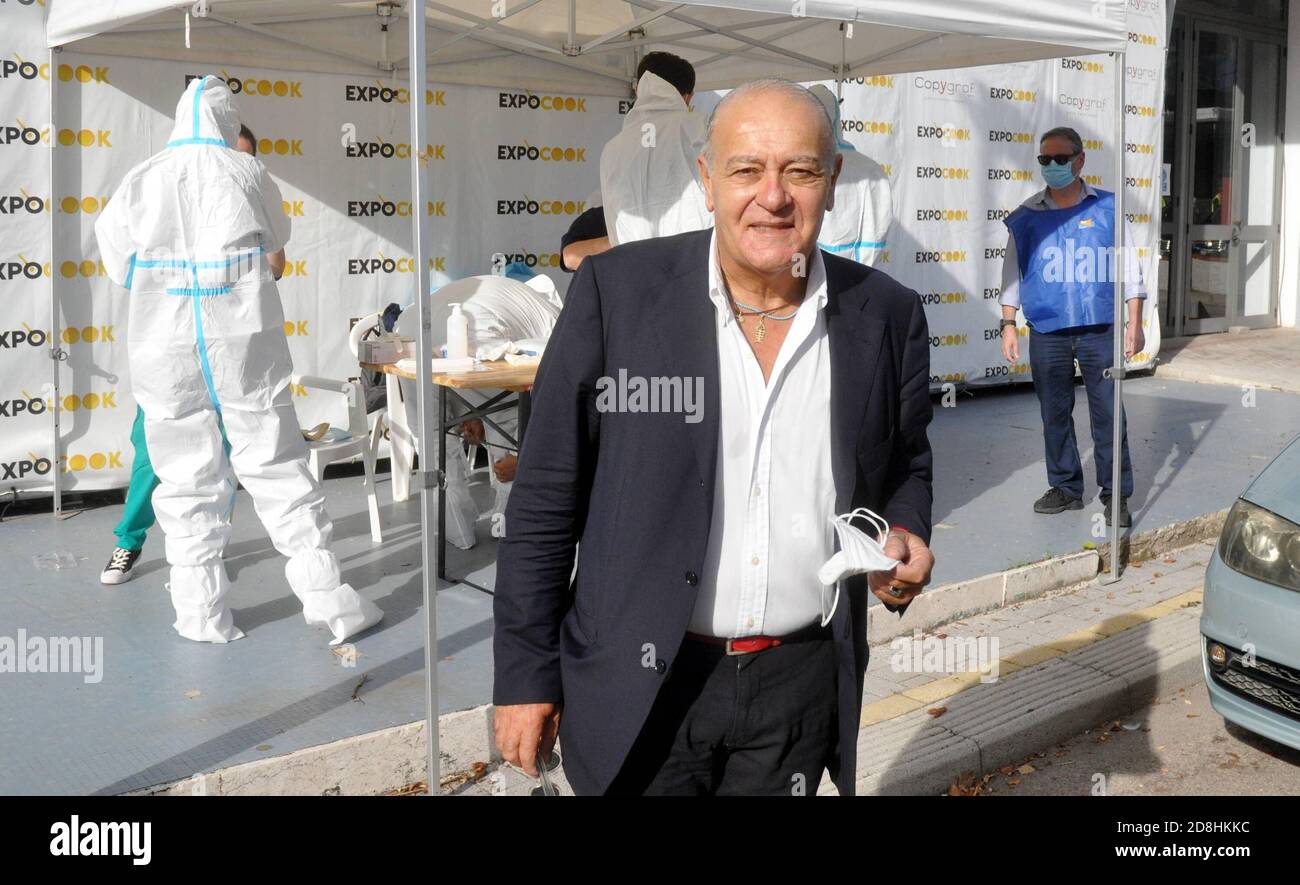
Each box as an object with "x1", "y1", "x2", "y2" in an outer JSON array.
[{"x1": 1280, "y1": 4, "x2": 1300, "y2": 327}]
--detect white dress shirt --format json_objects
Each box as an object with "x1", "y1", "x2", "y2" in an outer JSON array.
[
  {"x1": 1000, "y1": 181, "x2": 1147, "y2": 309},
  {"x1": 688, "y1": 230, "x2": 837, "y2": 638}
]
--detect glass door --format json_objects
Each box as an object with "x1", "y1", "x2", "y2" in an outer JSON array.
[{"x1": 1182, "y1": 23, "x2": 1283, "y2": 333}]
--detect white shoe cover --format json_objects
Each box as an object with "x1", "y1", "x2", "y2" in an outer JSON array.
[
  {"x1": 286, "y1": 550, "x2": 384, "y2": 645},
  {"x1": 167, "y1": 566, "x2": 246, "y2": 643}
]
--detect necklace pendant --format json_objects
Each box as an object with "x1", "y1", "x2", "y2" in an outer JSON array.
[{"x1": 754, "y1": 315, "x2": 767, "y2": 342}]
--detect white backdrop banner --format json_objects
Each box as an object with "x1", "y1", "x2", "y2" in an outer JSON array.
[{"x1": 1, "y1": 0, "x2": 1165, "y2": 494}]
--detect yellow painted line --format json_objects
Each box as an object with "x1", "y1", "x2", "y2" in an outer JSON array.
[{"x1": 860, "y1": 586, "x2": 1204, "y2": 729}]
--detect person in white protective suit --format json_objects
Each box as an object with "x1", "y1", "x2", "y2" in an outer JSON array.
[
  {"x1": 809, "y1": 84, "x2": 893, "y2": 267},
  {"x1": 391, "y1": 269, "x2": 563, "y2": 549},
  {"x1": 94, "y1": 76, "x2": 383, "y2": 644},
  {"x1": 599, "y1": 53, "x2": 713, "y2": 246}
]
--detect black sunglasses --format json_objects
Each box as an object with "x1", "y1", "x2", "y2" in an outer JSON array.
[{"x1": 1037, "y1": 152, "x2": 1079, "y2": 166}]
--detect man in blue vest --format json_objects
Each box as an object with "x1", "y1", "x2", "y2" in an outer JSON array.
[{"x1": 999, "y1": 127, "x2": 1145, "y2": 527}]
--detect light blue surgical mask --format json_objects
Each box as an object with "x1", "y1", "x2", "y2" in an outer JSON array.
[{"x1": 1041, "y1": 161, "x2": 1076, "y2": 189}]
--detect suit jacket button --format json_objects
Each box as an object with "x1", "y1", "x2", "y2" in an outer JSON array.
[
  {"x1": 654, "y1": 659, "x2": 667, "y2": 674},
  {"x1": 685, "y1": 571, "x2": 698, "y2": 586}
]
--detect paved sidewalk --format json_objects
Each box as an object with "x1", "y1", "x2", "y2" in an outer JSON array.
[
  {"x1": 1156, "y1": 328, "x2": 1300, "y2": 394},
  {"x1": 455, "y1": 540, "x2": 1213, "y2": 796}
]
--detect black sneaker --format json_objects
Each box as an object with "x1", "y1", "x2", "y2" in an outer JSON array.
[
  {"x1": 100, "y1": 547, "x2": 142, "y2": 585},
  {"x1": 1101, "y1": 495, "x2": 1132, "y2": 527},
  {"x1": 1033, "y1": 487, "x2": 1083, "y2": 514}
]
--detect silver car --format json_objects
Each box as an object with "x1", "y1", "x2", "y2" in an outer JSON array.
[{"x1": 1201, "y1": 434, "x2": 1300, "y2": 752}]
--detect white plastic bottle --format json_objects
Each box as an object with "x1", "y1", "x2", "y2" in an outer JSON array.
[{"x1": 445, "y1": 302, "x2": 469, "y2": 359}]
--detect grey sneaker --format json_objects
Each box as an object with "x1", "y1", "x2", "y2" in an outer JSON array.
[
  {"x1": 1033, "y1": 488, "x2": 1083, "y2": 514},
  {"x1": 100, "y1": 547, "x2": 142, "y2": 585},
  {"x1": 1101, "y1": 495, "x2": 1132, "y2": 527}
]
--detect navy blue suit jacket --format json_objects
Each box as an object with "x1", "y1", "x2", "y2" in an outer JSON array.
[{"x1": 493, "y1": 228, "x2": 933, "y2": 795}]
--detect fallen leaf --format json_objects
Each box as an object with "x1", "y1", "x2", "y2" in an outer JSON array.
[
  {"x1": 1017, "y1": 764, "x2": 1035, "y2": 775},
  {"x1": 256, "y1": 744, "x2": 272, "y2": 751},
  {"x1": 1187, "y1": 713, "x2": 1199, "y2": 718},
  {"x1": 927, "y1": 706, "x2": 947, "y2": 718},
  {"x1": 1007, "y1": 778, "x2": 1021, "y2": 786},
  {"x1": 184, "y1": 689, "x2": 201, "y2": 700}
]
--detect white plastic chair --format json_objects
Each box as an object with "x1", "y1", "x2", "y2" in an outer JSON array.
[{"x1": 291, "y1": 373, "x2": 383, "y2": 543}]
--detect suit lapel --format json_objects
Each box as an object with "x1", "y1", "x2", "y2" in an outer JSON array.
[
  {"x1": 826, "y1": 259, "x2": 886, "y2": 513},
  {"x1": 645, "y1": 232, "x2": 721, "y2": 516}
]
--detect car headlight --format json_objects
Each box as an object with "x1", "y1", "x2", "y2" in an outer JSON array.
[{"x1": 1219, "y1": 498, "x2": 1300, "y2": 592}]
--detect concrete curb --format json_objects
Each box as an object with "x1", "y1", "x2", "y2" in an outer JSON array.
[
  {"x1": 867, "y1": 508, "x2": 1227, "y2": 645},
  {"x1": 853, "y1": 607, "x2": 1205, "y2": 796},
  {"x1": 128, "y1": 511, "x2": 1226, "y2": 796},
  {"x1": 1153, "y1": 363, "x2": 1297, "y2": 395}
]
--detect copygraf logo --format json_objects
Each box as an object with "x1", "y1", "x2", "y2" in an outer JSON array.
[
  {"x1": 185, "y1": 71, "x2": 303, "y2": 98},
  {"x1": 2, "y1": 630, "x2": 103, "y2": 684},
  {"x1": 1129, "y1": 0, "x2": 1161, "y2": 13},
  {"x1": 0, "y1": 324, "x2": 115, "y2": 349},
  {"x1": 49, "y1": 816, "x2": 149, "y2": 866},
  {"x1": 840, "y1": 75, "x2": 894, "y2": 88},
  {"x1": 840, "y1": 119, "x2": 893, "y2": 136},
  {"x1": 345, "y1": 138, "x2": 444, "y2": 160},
  {"x1": 496, "y1": 198, "x2": 586, "y2": 216},
  {"x1": 913, "y1": 75, "x2": 976, "y2": 100},
  {"x1": 1126, "y1": 63, "x2": 1160, "y2": 84},
  {"x1": 346, "y1": 196, "x2": 445, "y2": 217},
  {"x1": 496, "y1": 143, "x2": 587, "y2": 162},
  {"x1": 1059, "y1": 94, "x2": 1107, "y2": 115},
  {"x1": 1, "y1": 59, "x2": 109, "y2": 84},
  {"x1": 344, "y1": 82, "x2": 445, "y2": 105},
  {"x1": 346, "y1": 253, "x2": 446, "y2": 274},
  {"x1": 914, "y1": 208, "x2": 969, "y2": 222},
  {"x1": 989, "y1": 86, "x2": 1037, "y2": 103}
]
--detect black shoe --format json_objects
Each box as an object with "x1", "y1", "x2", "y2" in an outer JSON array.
[
  {"x1": 1034, "y1": 488, "x2": 1083, "y2": 514},
  {"x1": 100, "y1": 547, "x2": 142, "y2": 585},
  {"x1": 1101, "y1": 495, "x2": 1132, "y2": 527}
]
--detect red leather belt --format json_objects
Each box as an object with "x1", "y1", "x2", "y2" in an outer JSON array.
[{"x1": 685, "y1": 623, "x2": 831, "y2": 656}]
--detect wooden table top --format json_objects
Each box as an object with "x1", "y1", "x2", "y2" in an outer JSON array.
[{"x1": 361, "y1": 359, "x2": 537, "y2": 392}]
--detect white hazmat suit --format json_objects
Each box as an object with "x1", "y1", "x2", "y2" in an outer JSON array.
[
  {"x1": 95, "y1": 76, "x2": 383, "y2": 644},
  {"x1": 599, "y1": 71, "x2": 712, "y2": 246},
  {"x1": 810, "y1": 84, "x2": 893, "y2": 268}
]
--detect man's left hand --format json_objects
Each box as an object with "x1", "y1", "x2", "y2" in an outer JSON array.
[
  {"x1": 1125, "y1": 324, "x2": 1145, "y2": 359},
  {"x1": 869, "y1": 530, "x2": 934, "y2": 607}
]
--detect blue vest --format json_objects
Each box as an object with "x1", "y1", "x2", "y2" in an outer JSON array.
[{"x1": 1004, "y1": 189, "x2": 1117, "y2": 333}]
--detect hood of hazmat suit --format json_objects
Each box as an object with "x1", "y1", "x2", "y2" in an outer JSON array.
[
  {"x1": 599, "y1": 71, "x2": 713, "y2": 247},
  {"x1": 809, "y1": 84, "x2": 893, "y2": 268},
  {"x1": 94, "y1": 77, "x2": 381, "y2": 645}
]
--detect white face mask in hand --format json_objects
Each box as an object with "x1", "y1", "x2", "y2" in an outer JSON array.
[{"x1": 815, "y1": 508, "x2": 902, "y2": 626}]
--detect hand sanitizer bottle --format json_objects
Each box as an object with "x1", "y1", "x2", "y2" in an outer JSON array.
[{"x1": 446, "y1": 303, "x2": 469, "y2": 359}]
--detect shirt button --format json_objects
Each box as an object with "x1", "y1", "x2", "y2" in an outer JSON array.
[
  {"x1": 654, "y1": 659, "x2": 667, "y2": 674},
  {"x1": 684, "y1": 571, "x2": 698, "y2": 586},
  {"x1": 751, "y1": 555, "x2": 760, "y2": 566}
]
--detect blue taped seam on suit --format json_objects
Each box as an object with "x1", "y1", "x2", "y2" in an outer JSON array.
[
  {"x1": 124, "y1": 253, "x2": 137, "y2": 290},
  {"x1": 165, "y1": 137, "x2": 228, "y2": 148},
  {"x1": 818, "y1": 239, "x2": 887, "y2": 252},
  {"x1": 167, "y1": 287, "x2": 232, "y2": 297}
]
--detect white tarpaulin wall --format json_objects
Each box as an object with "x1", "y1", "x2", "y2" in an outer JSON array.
[{"x1": 1, "y1": 0, "x2": 1164, "y2": 498}]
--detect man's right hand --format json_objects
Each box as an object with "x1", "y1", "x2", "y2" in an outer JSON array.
[
  {"x1": 1001, "y1": 326, "x2": 1020, "y2": 363},
  {"x1": 494, "y1": 702, "x2": 562, "y2": 777}
]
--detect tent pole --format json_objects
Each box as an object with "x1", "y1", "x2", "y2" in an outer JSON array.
[
  {"x1": 408, "y1": 0, "x2": 440, "y2": 793},
  {"x1": 1102, "y1": 50, "x2": 1126, "y2": 585},
  {"x1": 49, "y1": 47, "x2": 63, "y2": 518}
]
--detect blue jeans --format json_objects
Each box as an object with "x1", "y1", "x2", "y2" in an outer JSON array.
[{"x1": 1028, "y1": 323, "x2": 1133, "y2": 501}]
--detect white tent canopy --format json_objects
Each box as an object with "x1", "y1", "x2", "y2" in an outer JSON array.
[
  {"x1": 43, "y1": 0, "x2": 1137, "y2": 790},
  {"x1": 48, "y1": 0, "x2": 1128, "y2": 93}
]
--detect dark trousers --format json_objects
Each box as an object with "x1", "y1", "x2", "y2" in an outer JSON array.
[
  {"x1": 606, "y1": 631, "x2": 839, "y2": 796},
  {"x1": 1028, "y1": 323, "x2": 1134, "y2": 500}
]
